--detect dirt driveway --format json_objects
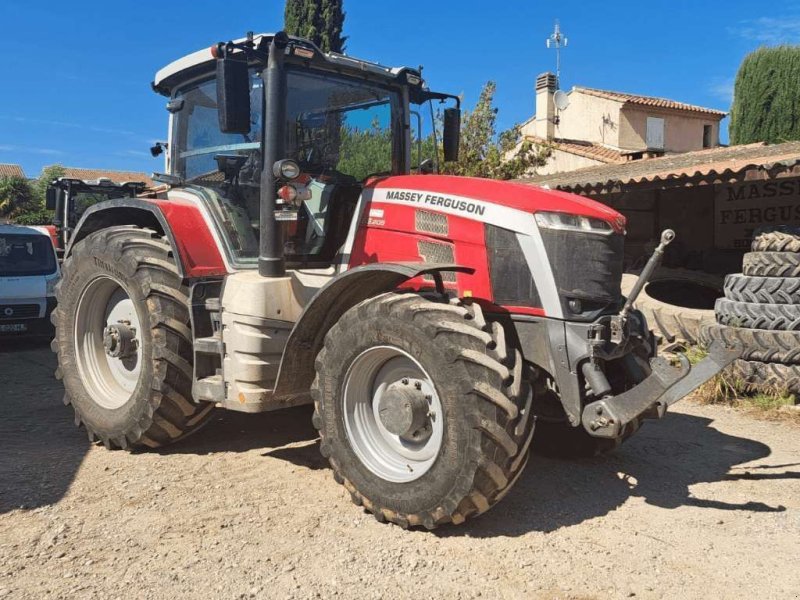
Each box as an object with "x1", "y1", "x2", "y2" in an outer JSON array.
[{"x1": 1, "y1": 340, "x2": 798, "y2": 600}]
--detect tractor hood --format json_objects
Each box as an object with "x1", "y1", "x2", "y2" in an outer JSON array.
[{"x1": 364, "y1": 175, "x2": 625, "y2": 235}]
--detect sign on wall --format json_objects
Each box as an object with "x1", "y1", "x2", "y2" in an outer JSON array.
[{"x1": 714, "y1": 176, "x2": 800, "y2": 249}]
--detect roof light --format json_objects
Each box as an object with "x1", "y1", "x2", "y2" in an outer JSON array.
[{"x1": 534, "y1": 211, "x2": 614, "y2": 235}]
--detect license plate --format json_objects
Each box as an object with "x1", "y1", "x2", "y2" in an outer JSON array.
[{"x1": 0, "y1": 323, "x2": 27, "y2": 333}]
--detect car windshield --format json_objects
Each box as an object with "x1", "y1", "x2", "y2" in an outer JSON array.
[{"x1": 0, "y1": 234, "x2": 57, "y2": 277}]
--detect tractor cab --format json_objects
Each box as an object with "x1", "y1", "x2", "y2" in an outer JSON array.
[
  {"x1": 152, "y1": 32, "x2": 460, "y2": 272},
  {"x1": 46, "y1": 178, "x2": 147, "y2": 254}
]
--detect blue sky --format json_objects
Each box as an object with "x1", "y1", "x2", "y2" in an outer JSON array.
[{"x1": 1, "y1": 0, "x2": 799, "y2": 178}]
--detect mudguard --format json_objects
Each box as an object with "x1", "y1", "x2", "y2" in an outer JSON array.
[
  {"x1": 272, "y1": 262, "x2": 474, "y2": 403},
  {"x1": 66, "y1": 198, "x2": 227, "y2": 279}
]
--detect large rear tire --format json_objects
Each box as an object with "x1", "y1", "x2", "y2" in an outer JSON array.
[
  {"x1": 311, "y1": 293, "x2": 534, "y2": 528},
  {"x1": 52, "y1": 226, "x2": 214, "y2": 449}
]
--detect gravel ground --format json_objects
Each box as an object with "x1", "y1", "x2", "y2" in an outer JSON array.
[{"x1": 1, "y1": 339, "x2": 798, "y2": 600}]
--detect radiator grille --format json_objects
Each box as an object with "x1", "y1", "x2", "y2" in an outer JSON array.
[
  {"x1": 418, "y1": 241, "x2": 457, "y2": 283},
  {"x1": 415, "y1": 210, "x2": 448, "y2": 235},
  {"x1": 0, "y1": 304, "x2": 40, "y2": 320}
]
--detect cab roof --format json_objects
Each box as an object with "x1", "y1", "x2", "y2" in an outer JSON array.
[{"x1": 153, "y1": 32, "x2": 423, "y2": 96}]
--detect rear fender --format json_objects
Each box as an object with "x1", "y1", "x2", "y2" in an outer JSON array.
[
  {"x1": 272, "y1": 262, "x2": 474, "y2": 404},
  {"x1": 67, "y1": 198, "x2": 227, "y2": 280}
]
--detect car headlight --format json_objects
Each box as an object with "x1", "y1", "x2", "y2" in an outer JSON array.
[
  {"x1": 46, "y1": 277, "x2": 58, "y2": 297},
  {"x1": 534, "y1": 211, "x2": 614, "y2": 235}
]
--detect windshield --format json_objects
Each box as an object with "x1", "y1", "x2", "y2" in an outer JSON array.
[
  {"x1": 286, "y1": 70, "x2": 399, "y2": 180},
  {"x1": 171, "y1": 68, "x2": 402, "y2": 263},
  {"x1": 0, "y1": 234, "x2": 57, "y2": 277}
]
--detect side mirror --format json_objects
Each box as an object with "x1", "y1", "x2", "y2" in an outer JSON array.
[
  {"x1": 216, "y1": 57, "x2": 251, "y2": 134},
  {"x1": 45, "y1": 187, "x2": 58, "y2": 210},
  {"x1": 442, "y1": 107, "x2": 461, "y2": 163}
]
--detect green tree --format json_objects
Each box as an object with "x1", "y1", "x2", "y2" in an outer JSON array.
[
  {"x1": 730, "y1": 45, "x2": 800, "y2": 145},
  {"x1": 0, "y1": 176, "x2": 35, "y2": 217},
  {"x1": 444, "y1": 81, "x2": 550, "y2": 180},
  {"x1": 284, "y1": 0, "x2": 346, "y2": 53},
  {"x1": 34, "y1": 164, "x2": 66, "y2": 204}
]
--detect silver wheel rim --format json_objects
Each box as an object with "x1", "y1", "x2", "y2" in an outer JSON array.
[
  {"x1": 74, "y1": 276, "x2": 143, "y2": 410},
  {"x1": 343, "y1": 346, "x2": 444, "y2": 483}
]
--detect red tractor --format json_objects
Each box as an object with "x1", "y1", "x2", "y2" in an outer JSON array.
[{"x1": 52, "y1": 32, "x2": 738, "y2": 528}]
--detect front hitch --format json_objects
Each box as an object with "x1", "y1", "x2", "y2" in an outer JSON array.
[{"x1": 581, "y1": 340, "x2": 742, "y2": 438}]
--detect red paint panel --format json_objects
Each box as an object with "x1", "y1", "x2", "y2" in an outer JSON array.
[
  {"x1": 146, "y1": 198, "x2": 228, "y2": 278},
  {"x1": 368, "y1": 174, "x2": 624, "y2": 229}
]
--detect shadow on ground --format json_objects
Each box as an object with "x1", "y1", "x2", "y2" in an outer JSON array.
[
  {"x1": 0, "y1": 337, "x2": 89, "y2": 514},
  {"x1": 1, "y1": 342, "x2": 794, "y2": 533}
]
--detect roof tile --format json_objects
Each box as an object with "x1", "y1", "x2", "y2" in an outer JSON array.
[
  {"x1": 0, "y1": 164, "x2": 25, "y2": 179},
  {"x1": 57, "y1": 167, "x2": 154, "y2": 187},
  {"x1": 575, "y1": 87, "x2": 727, "y2": 117},
  {"x1": 521, "y1": 141, "x2": 800, "y2": 193}
]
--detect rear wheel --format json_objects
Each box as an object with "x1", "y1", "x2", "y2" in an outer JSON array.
[
  {"x1": 52, "y1": 226, "x2": 214, "y2": 449},
  {"x1": 312, "y1": 293, "x2": 534, "y2": 528}
]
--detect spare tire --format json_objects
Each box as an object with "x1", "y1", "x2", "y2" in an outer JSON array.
[
  {"x1": 715, "y1": 298, "x2": 800, "y2": 331},
  {"x1": 732, "y1": 360, "x2": 800, "y2": 396},
  {"x1": 700, "y1": 324, "x2": 800, "y2": 365},
  {"x1": 723, "y1": 273, "x2": 800, "y2": 304},
  {"x1": 621, "y1": 270, "x2": 719, "y2": 345},
  {"x1": 751, "y1": 227, "x2": 800, "y2": 253},
  {"x1": 743, "y1": 252, "x2": 800, "y2": 278}
]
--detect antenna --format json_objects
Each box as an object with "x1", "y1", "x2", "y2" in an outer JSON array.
[{"x1": 545, "y1": 20, "x2": 568, "y2": 87}]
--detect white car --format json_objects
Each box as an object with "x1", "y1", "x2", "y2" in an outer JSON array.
[{"x1": 0, "y1": 224, "x2": 60, "y2": 336}]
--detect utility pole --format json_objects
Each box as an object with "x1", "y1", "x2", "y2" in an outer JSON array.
[{"x1": 545, "y1": 20, "x2": 568, "y2": 87}]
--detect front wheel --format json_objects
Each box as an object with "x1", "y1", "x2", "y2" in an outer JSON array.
[
  {"x1": 52, "y1": 226, "x2": 214, "y2": 449},
  {"x1": 311, "y1": 293, "x2": 534, "y2": 528}
]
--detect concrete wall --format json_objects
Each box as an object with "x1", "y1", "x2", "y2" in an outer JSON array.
[
  {"x1": 534, "y1": 147, "x2": 605, "y2": 176},
  {"x1": 554, "y1": 92, "x2": 623, "y2": 146},
  {"x1": 620, "y1": 107, "x2": 721, "y2": 153}
]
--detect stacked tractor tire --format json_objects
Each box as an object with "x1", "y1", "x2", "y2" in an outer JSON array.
[{"x1": 701, "y1": 226, "x2": 800, "y2": 400}]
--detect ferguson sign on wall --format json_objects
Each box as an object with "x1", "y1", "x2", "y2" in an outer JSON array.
[{"x1": 715, "y1": 176, "x2": 800, "y2": 249}]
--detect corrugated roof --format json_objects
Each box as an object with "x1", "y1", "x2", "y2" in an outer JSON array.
[
  {"x1": 56, "y1": 166, "x2": 154, "y2": 187},
  {"x1": 521, "y1": 141, "x2": 800, "y2": 194},
  {"x1": 0, "y1": 164, "x2": 25, "y2": 179},
  {"x1": 574, "y1": 87, "x2": 728, "y2": 117},
  {"x1": 527, "y1": 136, "x2": 626, "y2": 164}
]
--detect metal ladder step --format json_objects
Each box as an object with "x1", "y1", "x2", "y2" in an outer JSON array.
[
  {"x1": 193, "y1": 374, "x2": 225, "y2": 403},
  {"x1": 194, "y1": 335, "x2": 222, "y2": 355}
]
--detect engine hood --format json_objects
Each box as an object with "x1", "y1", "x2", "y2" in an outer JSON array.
[{"x1": 365, "y1": 174, "x2": 625, "y2": 233}]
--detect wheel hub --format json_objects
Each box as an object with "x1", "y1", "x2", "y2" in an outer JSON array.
[
  {"x1": 378, "y1": 379, "x2": 432, "y2": 439},
  {"x1": 103, "y1": 321, "x2": 138, "y2": 359}
]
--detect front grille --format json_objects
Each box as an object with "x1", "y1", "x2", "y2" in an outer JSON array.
[
  {"x1": 418, "y1": 240, "x2": 457, "y2": 283},
  {"x1": 415, "y1": 210, "x2": 449, "y2": 235},
  {"x1": 0, "y1": 304, "x2": 40, "y2": 320},
  {"x1": 540, "y1": 229, "x2": 624, "y2": 319},
  {"x1": 485, "y1": 225, "x2": 541, "y2": 308}
]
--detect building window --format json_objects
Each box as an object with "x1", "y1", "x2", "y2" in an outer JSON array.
[
  {"x1": 703, "y1": 124, "x2": 712, "y2": 148},
  {"x1": 646, "y1": 117, "x2": 665, "y2": 149}
]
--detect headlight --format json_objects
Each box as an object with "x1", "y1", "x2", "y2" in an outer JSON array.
[
  {"x1": 534, "y1": 211, "x2": 614, "y2": 235},
  {"x1": 273, "y1": 159, "x2": 301, "y2": 180},
  {"x1": 46, "y1": 276, "x2": 58, "y2": 297}
]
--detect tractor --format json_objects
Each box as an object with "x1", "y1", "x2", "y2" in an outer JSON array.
[
  {"x1": 52, "y1": 31, "x2": 739, "y2": 528},
  {"x1": 45, "y1": 177, "x2": 147, "y2": 256}
]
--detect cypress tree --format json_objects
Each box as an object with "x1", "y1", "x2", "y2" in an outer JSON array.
[
  {"x1": 730, "y1": 45, "x2": 800, "y2": 145},
  {"x1": 284, "y1": 0, "x2": 346, "y2": 53}
]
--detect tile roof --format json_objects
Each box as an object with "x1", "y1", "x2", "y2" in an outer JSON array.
[
  {"x1": 574, "y1": 87, "x2": 728, "y2": 117},
  {"x1": 521, "y1": 141, "x2": 800, "y2": 194},
  {"x1": 0, "y1": 164, "x2": 25, "y2": 179},
  {"x1": 527, "y1": 136, "x2": 625, "y2": 164},
  {"x1": 57, "y1": 166, "x2": 154, "y2": 187}
]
